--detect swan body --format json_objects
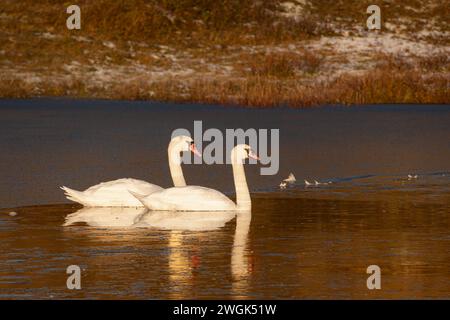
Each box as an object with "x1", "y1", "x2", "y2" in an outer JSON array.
[
  {"x1": 61, "y1": 135, "x2": 200, "y2": 207},
  {"x1": 61, "y1": 178, "x2": 162, "y2": 207},
  {"x1": 304, "y1": 179, "x2": 312, "y2": 186},
  {"x1": 132, "y1": 144, "x2": 258, "y2": 212},
  {"x1": 133, "y1": 186, "x2": 236, "y2": 211}
]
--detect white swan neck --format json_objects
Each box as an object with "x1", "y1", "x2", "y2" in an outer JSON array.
[
  {"x1": 231, "y1": 151, "x2": 251, "y2": 211},
  {"x1": 168, "y1": 144, "x2": 186, "y2": 187}
]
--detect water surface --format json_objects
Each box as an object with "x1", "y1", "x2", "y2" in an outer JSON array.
[{"x1": 0, "y1": 100, "x2": 449, "y2": 299}]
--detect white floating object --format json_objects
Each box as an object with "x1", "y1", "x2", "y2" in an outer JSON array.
[
  {"x1": 9, "y1": 211, "x2": 17, "y2": 216},
  {"x1": 407, "y1": 174, "x2": 418, "y2": 180},
  {"x1": 305, "y1": 179, "x2": 330, "y2": 186},
  {"x1": 283, "y1": 173, "x2": 296, "y2": 183},
  {"x1": 279, "y1": 182, "x2": 287, "y2": 189}
]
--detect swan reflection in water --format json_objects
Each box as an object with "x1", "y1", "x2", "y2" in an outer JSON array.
[
  {"x1": 133, "y1": 210, "x2": 236, "y2": 231},
  {"x1": 63, "y1": 207, "x2": 252, "y2": 297},
  {"x1": 63, "y1": 206, "x2": 148, "y2": 228},
  {"x1": 231, "y1": 212, "x2": 252, "y2": 298},
  {"x1": 64, "y1": 207, "x2": 238, "y2": 231}
]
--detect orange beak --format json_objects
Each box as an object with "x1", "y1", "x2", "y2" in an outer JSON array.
[
  {"x1": 190, "y1": 143, "x2": 202, "y2": 157},
  {"x1": 248, "y1": 149, "x2": 260, "y2": 161}
]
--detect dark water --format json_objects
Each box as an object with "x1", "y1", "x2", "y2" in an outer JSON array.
[{"x1": 0, "y1": 100, "x2": 449, "y2": 299}]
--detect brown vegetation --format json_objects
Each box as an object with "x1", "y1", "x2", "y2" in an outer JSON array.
[
  {"x1": 249, "y1": 51, "x2": 324, "y2": 78},
  {"x1": 2, "y1": 62, "x2": 447, "y2": 107},
  {"x1": 0, "y1": 0, "x2": 448, "y2": 106}
]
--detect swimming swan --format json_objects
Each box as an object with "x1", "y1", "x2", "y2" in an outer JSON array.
[
  {"x1": 131, "y1": 144, "x2": 259, "y2": 212},
  {"x1": 60, "y1": 135, "x2": 201, "y2": 207}
]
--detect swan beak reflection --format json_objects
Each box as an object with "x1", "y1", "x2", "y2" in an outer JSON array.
[{"x1": 190, "y1": 143, "x2": 202, "y2": 157}]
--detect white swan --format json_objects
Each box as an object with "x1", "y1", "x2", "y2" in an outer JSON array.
[
  {"x1": 132, "y1": 144, "x2": 259, "y2": 212},
  {"x1": 60, "y1": 135, "x2": 201, "y2": 207}
]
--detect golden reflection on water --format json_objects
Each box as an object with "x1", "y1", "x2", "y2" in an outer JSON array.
[
  {"x1": 167, "y1": 231, "x2": 188, "y2": 299},
  {"x1": 231, "y1": 213, "x2": 252, "y2": 299},
  {"x1": 1, "y1": 186, "x2": 449, "y2": 299}
]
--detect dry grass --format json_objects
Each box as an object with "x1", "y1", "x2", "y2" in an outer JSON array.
[
  {"x1": 0, "y1": 0, "x2": 448, "y2": 106},
  {"x1": 418, "y1": 52, "x2": 450, "y2": 72},
  {"x1": 327, "y1": 71, "x2": 448, "y2": 106},
  {"x1": 2, "y1": 66, "x2": 447, "y2": 107},
  {"x1": 249, "y1": 51, "x2": 324, "y2": 78},
  {"x1": 185, "y1": 70, "x2": 449, "y2": 107},
  {"x1": 0, "y1": 0, "x2": 323, "y2": 45}
]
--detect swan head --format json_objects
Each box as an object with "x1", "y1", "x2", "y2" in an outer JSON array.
[
  {"x1": 169, "y1": 135, "x2": 201, "y2": 159},
  {"x1": 231, "y1": 144, "x2": 259, "y2": 164}
]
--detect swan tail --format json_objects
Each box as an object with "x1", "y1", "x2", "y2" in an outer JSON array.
[
  {"x1": 288, "y1": 173, "x2": 296, "y2": 181},
  {"x1": 60, "y1": 186, "x2": 89, "y2": 205},
  {"x1": 128, "y1": 190, "x2": 147, "y2": 204}
]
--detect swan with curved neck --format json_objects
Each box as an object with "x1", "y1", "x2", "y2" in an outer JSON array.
[
  {"x1": 131, "y1": 144, "x2": 259, "y2": 212},
  {"x1": 61, "y1": 135, "x2": 200, "y2": 207}
]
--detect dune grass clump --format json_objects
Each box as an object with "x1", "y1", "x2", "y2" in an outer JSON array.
[{"x1": 249, "y1": 51, "x2": 324, "y2": 78}]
